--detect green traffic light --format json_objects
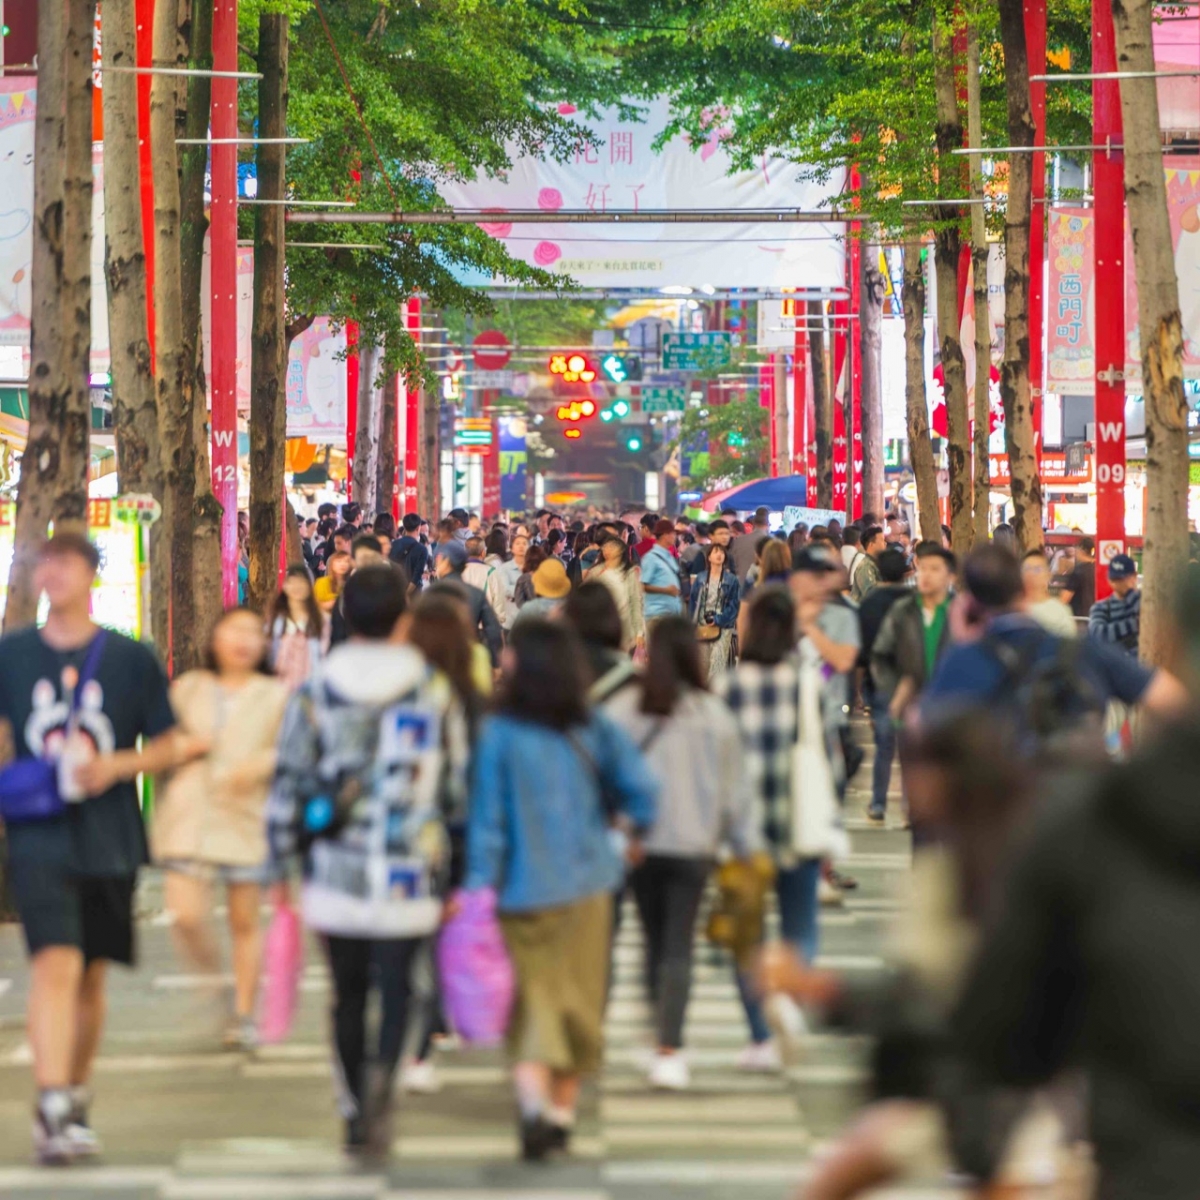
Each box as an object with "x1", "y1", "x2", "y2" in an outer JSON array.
[
  {"x1": 612, "y1": 399, "x2": 630, "y2": 418},
  {"x1": 600, "y1": 410, "x2": 614, "y2": 422},
  {"x1": 601, "y1": 354, "x2": 628, "y2": 384},
  {"x1": 625, "y1": 433, "x2": 643, "y2": 452}
]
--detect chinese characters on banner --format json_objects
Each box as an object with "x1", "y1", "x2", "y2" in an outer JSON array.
[
  {"x1": 201, "y1": 245, "x2": 255, "y2": 414},
  {"x1": 1046, "y1": 209, "x2": 1095, "y2": 394},
  {"x1": 439, "y1": 99, "x2": 844, "y2": 290}
]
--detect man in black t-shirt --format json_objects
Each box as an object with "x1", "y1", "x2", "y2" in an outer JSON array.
[
  {"x1": 0, "y1": 535, "x2": 191, "y2": 1165},
  {"x1": 1061, "y1": 535, "x2": 1097, "y2": 619}
]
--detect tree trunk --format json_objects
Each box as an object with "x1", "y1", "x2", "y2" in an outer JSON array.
[
  {"x1": 860, "y1": 239, "x2": 885, "y2": 517},
  {"x1": 903, "y1": 239, "x2": 942, "y2": 543},
  {"x1": 353, "y1": 344, "x2": 381, "y2": 514},
  {"x1": 1113, "y1": 0, "x2": 1189, "y2": 665},
  {"x1": 376, "y1": 359, "x2": 399, "y2": 520},
  {"x1": 178, "y1": 0, "x2": 222, "y2": 652},
  {"x1": 808, "y1": 299, "x2": 833, "y2": 509},
  {"x1": 6, "y1": 0, "x2": 94, "y2": 631},
  {"x1": 966, "y1": 21, "x2": 993, "y2": 545},
  {"x1": 933, "y1": 16, "x2": 972, "y2": 554},
  {"x1": 421, "y1": 381, "x2": 439, "y2": 519},
  {"x1": 152, "y1": 0, "x2": 199, "y2": 674},
  {"x1": 247, "y1": 11, "x2": 289, "y2": 616},
  {"x1": 997, "y1": 0, "x2": 1045, "y2": 552}
]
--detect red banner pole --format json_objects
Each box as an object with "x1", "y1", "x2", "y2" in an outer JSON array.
[
  {"x1": 135, "y1": 0, "x2": 156, "y2": 364},
  {"x1": 765, "y1": 354, "x2": 779, "y2": 476},
  {"x1": 345, "y1": 321, "x2": 359, "y2": 502},
  {"x1": 1093, "y1": 0, "x2": 1125, "y2": 600},
  {"x1": 792, "y1": 322, "x2": 808, "y2": 481},
  {"x1": 832, "y1": 294, "x2": 849, "y2": 515},
  {"x1": 1026, "y1": 0, "x2": 1047, "y2": 470},
  {"x1": 848, "y1": 163, "x2": 863, "y2": 519},
  {"x1": 211, "y1": 0, "x2": 239, "y2": 607},
  {"x1": 403, "y1": 297, "x2": 421, "y2": 515}
]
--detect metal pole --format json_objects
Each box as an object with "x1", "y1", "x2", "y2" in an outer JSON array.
[
  {"x1": 1093, "y1": 0, "x2": 1126, "y2": 597},
  {"x1": 1027, "y1": 0, "x2": 1047, "y2": 473},
  {"x1": 211, "y1": 0, "x2": 240, "y2": 606},
  {"x1": 285, "y1": 208, "x2": 851, "y2": 225}
]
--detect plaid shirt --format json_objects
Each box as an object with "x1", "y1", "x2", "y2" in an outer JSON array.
[{"x1": 712, "y1": 657, "x2": 803, "y2": 851}]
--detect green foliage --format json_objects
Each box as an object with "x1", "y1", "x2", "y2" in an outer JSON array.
[
  {"x1": 443, "y1": 299, "x2": 616, "y2": 357},
  {"x1": 672, "y1": 396, "x2": 768, "y2": 493}
]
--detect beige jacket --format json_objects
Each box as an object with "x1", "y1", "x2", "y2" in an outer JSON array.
[{"x1": 152, "y1": 671, "x2": 289, "y2": 868}]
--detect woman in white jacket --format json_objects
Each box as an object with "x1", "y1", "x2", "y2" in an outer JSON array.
[{"x1": 586, "y1": 530, "x2": 645, "y2": 655}]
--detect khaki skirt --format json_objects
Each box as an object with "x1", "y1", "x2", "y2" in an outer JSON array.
[{"x1": 499, "y1": 890, "x2": 612, "y2": 1075}]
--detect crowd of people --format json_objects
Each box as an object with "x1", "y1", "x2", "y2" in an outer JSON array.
[{"x1": 0, "y1": 497, "x2": 1196, "y2": 1199}]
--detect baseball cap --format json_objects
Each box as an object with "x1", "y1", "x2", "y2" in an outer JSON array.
[
  {"x1": 1108, "y1": 553, "x2": 1137, "y2": 581},
  {"x1": 792, "y1": 546, "x2": 840, "y2": 574}
]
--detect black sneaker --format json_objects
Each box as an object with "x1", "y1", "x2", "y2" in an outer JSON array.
[
  {"x1": 33, "y1": 1091, "x2": 74, "y2": 1166},
  {"x1": 546, "y1": 1122, "x2": 571, "y2": 1154},
  {"x1": 520, "y1": 1115, "x2": 559, "y2": 1162},
  {"x1": 344, "y1": 1114, "x2": 369, "y2": 1154}
]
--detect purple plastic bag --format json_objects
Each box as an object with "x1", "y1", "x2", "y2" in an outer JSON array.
[{"x1": 436, "y1": 888, "x2": 514, "y2": 1046}]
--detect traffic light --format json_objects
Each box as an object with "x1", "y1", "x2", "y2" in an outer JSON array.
[
  {"x1": 555, "y1": 399, "x2": 597, "y2": 422},
  {"x1": 564, "y1": 428, "x2": 582, "y2": 440},
  {"x1": 548, "y1": 353, "x2": 597, "y2": 383},
  {"x1": 600, "y1": 398, "x2": 631, "y2": 423},
  {"x1": 622, "y1": 429, "x2": 645, "y2": 453},
  {"x1": 599, "y1": 353, "x2": 643, "y2": 384}
]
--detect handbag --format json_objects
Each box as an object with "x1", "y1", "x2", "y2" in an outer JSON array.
[
  {"x1": 789, "y1": 650, "x2": 845, "y2": 859},
  {"x1": 437, "y1": 887, "x2": 514, "y2": 1045},
  {"x1": 696, "y1": 623, "x2": 722, "y2": 642},
  {"x1": 258, "y1": 897, "x2": 304, "y2": 1044},
  {"x1": 0, "y1": 631, "x2": 108, "y2": 825}
]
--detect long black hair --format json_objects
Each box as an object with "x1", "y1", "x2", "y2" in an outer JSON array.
[
  {"x1": 739, "y1": 586, "x2": 796, "y2": 665},
  {"x1": 641, "y1": 616, "x2": 705, "y2": 716},
  {"x1": 596, "y1": 529, "x2": 633, "y2": 572},
  {"x1": 562, "y1": 581, "x2": 624, "y2": 651},
  {"x1": 498, "y1": 619, "x2": 589, "y2": 730},
  {"x1": 270, "y1": 566, "x2": 323, "y2": 639},
  {"x1": 410, "y1": 590, "x2": 482, "y2": 727}
]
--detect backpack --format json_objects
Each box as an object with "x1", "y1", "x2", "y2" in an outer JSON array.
[{"x1": 981, "y1": 629, "x2": 1105, "y2": 760}]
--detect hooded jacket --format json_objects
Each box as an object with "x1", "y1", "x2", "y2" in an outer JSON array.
[
  {"x1": 266, "y1": 642, "x2": 468, "y2": 939},
  {"x1": 954, "y1": 722, "x2": 1200, "y2": 1197}
]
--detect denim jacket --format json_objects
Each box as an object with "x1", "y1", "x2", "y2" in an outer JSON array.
[
  {"x1": 689, "y1": 569, "x2": 741, "y2": 630},
  {"x1": 464, "y1": 712, "x2": 658, "y2": 912}
]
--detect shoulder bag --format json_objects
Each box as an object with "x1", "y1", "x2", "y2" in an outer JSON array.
[{"x1": 0, "y1": 631, "x2": 108, "y2": 824}]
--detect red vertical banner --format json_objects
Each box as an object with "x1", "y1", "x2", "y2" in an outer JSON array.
[
  {"x1": 792, "y1": 323, "x2": 808, "y2": 479},
  {"x1": 1093, "y1": 0, "x2": 1125, "y2": 600},
  {"x1": 135, "y1": 0, "x2": 156, "y2": 362},
  {"x1": 345, "y1": 321, "x2": 359, "y2": 501},
  {"x1": 403, "y1": 297, "x2": 421, "y2": 515},
  {"x1": 848, "y1": 242, "x2": 863, "y2": 519},
  {"x1": 211, "y1": 0, "x2": 239, "y2": 608},
  {"x1": 832, "y1": 297, "x2": 849, "y2": 514},
  {"x1": 759, "y1": 358, "x2": 777, "y2": 477},
  {"x1": 1026, "y1": 0, "x2": 1046, "y2": 464}
]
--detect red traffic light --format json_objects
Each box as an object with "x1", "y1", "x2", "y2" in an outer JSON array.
[
  {"x1": 564, "y1": 428, "x2": 582, "y2": 439},
  {"x1": 549, "y1": 353, "x2": 597, "y2": 384}
]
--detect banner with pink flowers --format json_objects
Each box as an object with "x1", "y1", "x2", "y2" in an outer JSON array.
[{"x1": 438, "y1": 99, "x2": 845, "y2": 290}]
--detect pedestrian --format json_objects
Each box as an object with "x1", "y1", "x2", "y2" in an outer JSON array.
[
  {"x1": 712, "y1": 586, "x2": 842, "y2": 1072},
  {"x1": 756, "y1": 538, "x2": 793, "y2": 591},
  {"x1": 563, "y1": 581, "x2": 641, "y2": 703},
  {"x1": 840, "y1": 524, "x2": 861, "y2": 572},
  {"x1": 497, "y1": 531, "x2": 529, "y2": 629},
  {"x1": 0, "y1": 534, "x2": 196, "y2": 1163},
  {"x1": 789, "y1": 524, "x2": 810, "y2": 559},
  {"x1": 634, "y1": 513, "x2": 659, "y2": 562},
  {"x1": 269, "y1": 566, "x2": 325, "y2": 688},
  {"x1": 373, "y1": 513, "x2": 396, "y2": 555},
  {"x1": 464, "y1": 620, "x2": 657, "y2": 1159},
  {"x1": 1059, "y1": 535, "x2": 1097, "y2": 619},
  {"x1": 463, "y1": 536, "x2": 507, "y2": 624},
  {"x1": 514, "y1": 558, "x2": 572, "y2": 625},
  {"x1": 389, "y1": 513, "x2": 430, "y2": 592},
  {"x1": 949, "y1": 564, "x2": 1200, "y2": 1198},
  {"x1": 730, "y1": 506, "x2": 771, "y2": 581},
  {"x1": 867, "y1": 544, "x2": 956, "y2": 824},
  {"x1": 513, "y1": 543, "x2": 547, "y2": 610},
  {"x1": 586, "y1": 530, "x2": 646, "y2": 656},
  {"x1": 153, "y1": 607, "x2": 289, "y2": 1051},
  {"x1": 605, "y1": 617, "x2": 758, "y2": 1090},
  {"x1": 1087, "y1": 553, "x2": 1141, "y2": 654},
  {"x1": 691, "y1": 541, "x2": 741, "y2": 679},
  {"x1": 314, "y1": 550, "x2": 351, "y2": 616},
  {"x1": 433, "y1": 539, "x2": 504, "y2": 667},
  {"x1": 266, "y1": 566, "x2": 469, "y2": 1156},
  {"x1": 640, "y1": 518, "x2": 684, "y2": 630},
  {"x1": 850, "y1": 525, "x2": 886, "y2": 603},
  {"x1": 1021, "y1": 548, "x2": 1078, "y2": 638}
]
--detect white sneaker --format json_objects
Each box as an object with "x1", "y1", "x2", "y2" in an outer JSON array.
[
  {"x1": 764, "y1": 994, "x2": 808, "y2": 1066},
  {"x1": 736, "y1": 1040, "x2": 782, "y2": 1073},
  {"x1": 648, "y1": 1053, "x2": 691, "y2": 1091},
  {"x1": 400, "y1": 1058, "x2": 441, "y2": 1094},
  {"x1": 818, "y1": 878, "x2": 845, "y2": 907}
]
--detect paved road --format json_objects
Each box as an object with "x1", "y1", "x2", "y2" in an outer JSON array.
[{"x1": 0, "y1": 729, "x2": 973, "y2": 1200}]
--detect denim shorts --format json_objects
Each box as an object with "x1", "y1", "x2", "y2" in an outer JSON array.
[{"x1": 159, "y1": 859, "x2": 278, "y2": 886}]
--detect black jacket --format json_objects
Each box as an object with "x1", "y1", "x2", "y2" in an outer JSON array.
[
  {"x1": 389, "y1": 535, "x2": 429, "y2": 591},
  {"x1": 870, "y1": 593, "x2": 949, "y2": 699},
  {"x1": 955, "y1": 724, "x2": 1200, "y2": 1198}
]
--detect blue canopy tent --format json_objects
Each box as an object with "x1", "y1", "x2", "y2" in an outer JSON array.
[{"x1": 702, "y1": 475, "x2": 808, "y2": 513}]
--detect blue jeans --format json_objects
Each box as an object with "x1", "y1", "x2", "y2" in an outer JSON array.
[
  {"x1": 736, "y1": 858, "x2": 822, "y2": 1044},
  {"x1": 867, "y1": 684, "x2": 897, "y2": 817}
]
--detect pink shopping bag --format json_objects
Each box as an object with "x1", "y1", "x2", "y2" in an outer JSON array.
[
  {"x1": 258, "y1": 901, "x2": 304, "y2": 1044},
  {"x1": 436, "y1": 888, "x2": 514, "y2": 1046}
]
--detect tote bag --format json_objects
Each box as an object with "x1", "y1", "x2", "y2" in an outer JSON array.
[{"x1": 789, "y1": 652, "x2": 846, "y2": 859}]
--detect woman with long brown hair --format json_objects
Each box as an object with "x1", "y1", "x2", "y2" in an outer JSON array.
[{"x1": 269, "y1": 566, "x2": 324, "y2": 689}]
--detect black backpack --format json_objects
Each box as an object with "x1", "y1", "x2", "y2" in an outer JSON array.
[{"x1": 982, "y1": 629, "x2": 1105, "y2": 760}]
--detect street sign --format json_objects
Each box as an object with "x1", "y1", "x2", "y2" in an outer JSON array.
[
  {"x1": 471, "y1": 369, "x2": 514, "y2": 389},
  {"x1": 641, "y1": 386, "x2": 686, "y2": 412},
  {"x1": 454, "y1": 416, "x2": 493, "y2": 454},
  {"x1": 472, "y1": 330, "x2": 512, "y2": 369},
  {"x1": 662, "y1": 331, "x2": 732, "y2": 371}
]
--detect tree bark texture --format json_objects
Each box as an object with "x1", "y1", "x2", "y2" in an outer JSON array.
[
  {"x1": 151, "y1": 0, "x2": 198, "y2": 674},
  {"x1": 808, "y1": 299, "x2": 833, "y2": 509},
  {"x1": 102, "y1": 0, "x2": 158, "y2": 498},
  {"x1": 1113, "y1": 0, "x2": 1189, "y2": 665},
  {"x1": 997, "y1": 0, "x2": 1045, "y2": 552},
  {"x1": 376, "y1": 362, "x2": 399, "y2": 519},
  {"x1": 932, "y1": 15, "x2": 972, "y2": 553},
  {"x1": 178, "y1": 0, "x2": 222, "y2": 655},
  {"x1": 6, "y1": 0, "x2": 94, "y2": 632},
  {"x1": 966, "y1": 21, "x2": 993, "y2": 545},
  {"x1": 421, "y1": 381, "x2": 439, "y2": 519},
  {"x1": 247, "y1": 11, "x2": 289, "y2": 615},
  {"x1": 354, "y1": 345, "x2": 381, "y2": 515},
  {"x1": 860, "y1": 240, "x2": 886, "y2": 518},
  {"x1": 903, "y1": 239, "x2": 942, "y2": 543}
]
